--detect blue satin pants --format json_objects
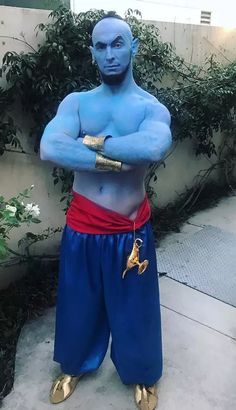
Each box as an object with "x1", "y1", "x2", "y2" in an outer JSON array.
[{"x1": 53, "y1": 222, "x2": 163, "y2": 385}]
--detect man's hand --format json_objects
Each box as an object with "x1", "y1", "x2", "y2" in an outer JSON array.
[{"x1": 121, "y1": 163, "x2": 135, "y2": 171}]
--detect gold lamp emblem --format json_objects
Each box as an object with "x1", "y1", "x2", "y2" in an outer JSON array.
[{"x1": 122, "y1": 238, "x2": 149, "y2": 279}]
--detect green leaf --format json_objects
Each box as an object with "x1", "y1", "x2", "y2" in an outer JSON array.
[
  {"x1": 0, "y1": 237, "x2": 8, "y2": 260},
  {"x1": 26, "y1": 232, "x2": 38, "y2": 239},
  {"x1": 31, "y1": 218, "x2": 41, "y2": 224}
]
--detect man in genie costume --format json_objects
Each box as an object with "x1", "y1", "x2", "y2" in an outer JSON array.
[{"x1": 40, "y1": 11, "x2": 172, "y2": 410}]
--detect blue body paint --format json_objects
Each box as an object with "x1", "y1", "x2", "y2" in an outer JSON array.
[
  {"x1": 42, "y1": 15, "x2": 170, "y2": 387},
  {"x1": 40, "y1": 16, "x2": 172, "y2": 216}
]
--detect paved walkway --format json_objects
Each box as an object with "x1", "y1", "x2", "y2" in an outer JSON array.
[{"x1": 2, "y1": 196, "x2": 236, "y2": 410}]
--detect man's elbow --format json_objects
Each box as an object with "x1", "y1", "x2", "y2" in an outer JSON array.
[
  {"x1": 163, "y1": 129, "x2": 173, "y2": 154},
  {"x1": 40, "y1": 147, "x2": 48, "y2": 161},
  {"x1": 40, "y1": 136, "x2": 52, "y2": 162}
]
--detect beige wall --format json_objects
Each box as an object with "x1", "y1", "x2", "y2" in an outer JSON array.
[
  {"x1": 152, "y1": 20, "x2": 236, "y2": 65},
  {"x1": 148, "y1": 20, "x2": 236, "y2": 206},
  {"x1": 0, "y1": 6, "x2": 235, "y2": 287},
  {"x1": 0, "y1": 6, "x2": 61, "y2": 288},
  {"x1": 0, "y1": 6, "x2": 49, "y2": 59}
]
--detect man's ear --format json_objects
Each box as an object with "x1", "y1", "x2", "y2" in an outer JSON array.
[
  {"x1": 131, "y1": 38, "x2": 139, "y2": 58},
  {"x1": 90, "y1": 45, "x2": 95, "y2": 63}
]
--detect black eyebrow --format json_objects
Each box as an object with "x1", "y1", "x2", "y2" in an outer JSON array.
[
  {"x1": 95, "y1": 36, "x2": 124, "y2": 48},
  {"x1": 95, "y1": 41, "x2": 106, "y2": 48},
  {"x1": 111, "y1": 36, "x2": 124, "y2": 46}
]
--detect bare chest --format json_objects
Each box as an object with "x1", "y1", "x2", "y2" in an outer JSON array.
[{"x1": 79, "y1": 94, "x2": 146, "y2": 137}]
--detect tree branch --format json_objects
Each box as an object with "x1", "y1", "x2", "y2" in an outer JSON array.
[{"x1": 0, "y1": 36, "x2": 37, "y2": 53}]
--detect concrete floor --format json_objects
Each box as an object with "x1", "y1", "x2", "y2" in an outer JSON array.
[{"x1": 2, "y1": 196, "x2": 236, "y2": 410}]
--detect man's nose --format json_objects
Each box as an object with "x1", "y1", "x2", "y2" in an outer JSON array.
[{"x1": 105, "y1": 46, "x2": 114, "y2": 62}]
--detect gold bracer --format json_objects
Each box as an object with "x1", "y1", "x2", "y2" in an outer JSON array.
[
  {"x1": 83, "y1": 134, "x2": 111, "y2": 152},
  {"x1": 95, "y1": 153, "x2": 122, "y2": 172}
]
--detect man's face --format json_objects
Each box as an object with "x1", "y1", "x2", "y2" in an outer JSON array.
[{"x1": 91, "y1": 18, "x2": 134, "y2": 85}]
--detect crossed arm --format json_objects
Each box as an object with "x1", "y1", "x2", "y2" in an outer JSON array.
[
  {"x1": 40, "y1": 92, "x2": 172, "y2": 171},
  {"x1": 103, "y1": 100, "x2": 172, "y2": 164}
]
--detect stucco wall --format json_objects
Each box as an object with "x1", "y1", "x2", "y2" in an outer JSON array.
[
  {"x1": 0, "y1": 6, "x2": 62, "y2": 288},
  {"x1": 0, "y1": 6, "x2": 235, "y2": 287},
  {"x1": 152, "y1": 20, "x2": 236, "y2": 65}
]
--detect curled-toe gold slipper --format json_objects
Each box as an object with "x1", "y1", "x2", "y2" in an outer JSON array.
[
  {"x1": 50, "y1": 373, "x2": 82, "y2": 404},
  {"x1": 134, "y1": 384, "x2": 158, "y2": 410}
]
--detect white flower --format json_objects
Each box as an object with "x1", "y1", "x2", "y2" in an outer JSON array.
[
  {"x1": 5, "y1": 205, "x2": 17, "y2": 216},
  {"x1": 25, "y1": 203, "x2": 40, "y2": 217},
  {"x1": 32, "y1": 204, "x2": 40, "y2": 217},
  {"x1": 31, "y1": 184, "x2": 35, "y2": 188},
  {"x1": 25, "y1": 203, "x2": 33, "y2": 212}
]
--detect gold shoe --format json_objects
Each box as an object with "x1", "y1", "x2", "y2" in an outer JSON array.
[
  {"x1": 50, "y1": 373, "x2": 82, "y2": 404},
  {"x1": 134, "y1": 384, "x2": 158, "y2": 410}
]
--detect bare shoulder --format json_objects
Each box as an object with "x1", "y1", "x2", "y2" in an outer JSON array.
[
  {"x1": 58, "y1": 88, "x2": 97, "y2": 107},
  {"x1": 137, "y1": 87, "x2": 171, "y2": 125},
  {"x1": 147, "y1": 98, "x2": 171, "y2": 125},
  {"x1": 57, "y1": 91, "x2": 81, "y2": 114},
  {"x1": 60, "y1": 91, "x2": 81, "y2": 103},
  {"x1": 62, "y1": 87, "x2": 101, "y2": 110},
  {"x1": 77, "y1": 86, "x2": 102, "y2": 100},
  {"x1": 56, "y1": 87, "x2": 102, "y2": 119}
]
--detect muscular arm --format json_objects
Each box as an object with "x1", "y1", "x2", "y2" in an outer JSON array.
[
  {"x1": 40, "y1": 92, "x2": 131, "y2": 172},
  {"x1": 103, "y1": 101, "x2": 172, "y2": 164}
]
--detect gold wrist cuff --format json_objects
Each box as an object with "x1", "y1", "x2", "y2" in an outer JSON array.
[
  {"x1": 83, "y1": 135, "x2": 107, "y2": 152},
  {"x1": 95, "y1": 153, "x2": 122, "y2": 172}
]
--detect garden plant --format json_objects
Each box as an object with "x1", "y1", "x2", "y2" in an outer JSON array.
[{"x1": 0, "y1": 6, "x2": 236, "y2": 400}]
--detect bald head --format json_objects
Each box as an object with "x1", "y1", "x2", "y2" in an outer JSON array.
[
  {"x1": 92, "y1": 17, "x2": 133, "y2": 46},
  {"x1": 90, "y1": 15, "x2": 139, "y2": 86}
]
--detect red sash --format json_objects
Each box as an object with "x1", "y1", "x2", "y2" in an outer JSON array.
[{"x1": 66, "y1": 191, "x2": 151, "y2": 234}]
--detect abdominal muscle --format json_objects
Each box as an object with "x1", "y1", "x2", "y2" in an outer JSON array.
[{"x1": 73, "y1": 166, "x2": 148, "y2": 220}]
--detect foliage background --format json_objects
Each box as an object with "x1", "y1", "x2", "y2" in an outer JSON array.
[
  {"x1": 0, "y1": 6, "x2": 236, "y2": 401},
  {"x1": 0, "y1": 6, "x2": 236, "y2": 209},
  {"x1": 0, "y1": 0, "x2": 70, "y2": 9}
]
